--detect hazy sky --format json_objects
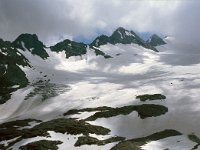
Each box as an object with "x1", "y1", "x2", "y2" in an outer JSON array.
[{"x1": 0, "y1": 0, "x2": 199, "y2": 46}]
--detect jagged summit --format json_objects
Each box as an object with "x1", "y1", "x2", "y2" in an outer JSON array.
[
  {"x1": 112, "y1": 27, "x2": 136, "y2": 39},
  {"x1": 90, "y1": 27, "x2": 158, "y2": 52},
  {"x1": 110, "y1": 27, "x2": 139, "y2": 44},
  {"x1": 147, "y1": 34, "x2": 166, "y2": 46},
  {"x1": 50, "y1": 39, "x2": 87, "y2": 58},
  {"x1": 90, "y1": 35, "x2": 110, "y2": 48},
  {"x1": 13, "y1": 33, "x2": 49, "y2": 59},
  {"x1": 90, "y1": 27, "x2": 137, "y2": 47}
]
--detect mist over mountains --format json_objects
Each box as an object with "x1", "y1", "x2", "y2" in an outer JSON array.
[{"x1": 1, "y1": 24, "x2": 200, "y2": 150}]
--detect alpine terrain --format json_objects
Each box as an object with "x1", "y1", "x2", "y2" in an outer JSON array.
[{"x1": 0, "y1": 27, "x2": 200, "y2": 150}]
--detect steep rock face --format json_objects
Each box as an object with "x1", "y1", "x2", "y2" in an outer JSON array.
[
  {"x1": 0, "y1": 39, "x2": 30, "y2": 87},
  {"x1": 90, "y1": 35, "x2": 110, "y2": 47},
  {"x1": 0, "y1": 39, "x2": 30, "y2": 104},
  {"x1": 110, "y1": 27, "x2": 144, "y2": 45},
  {"x1": 50, "y1": 39, "x2": 87, "y2": 58},
  {"x1": 90, "y1": 27, "x2": 158, "y2": 52},
  {"x1": 13, "y1": 33, "x2": 49, "y2": 59},
  {"x1": 0, "y1": 39, "x2": 30, "y2": 67},
  {"x1": 147, "y1": 34, "x2": 166, "y2": 46}
]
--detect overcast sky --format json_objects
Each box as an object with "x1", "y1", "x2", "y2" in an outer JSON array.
[{"x1": 0, "y1": 0, "x2": 199, "y2": 46}]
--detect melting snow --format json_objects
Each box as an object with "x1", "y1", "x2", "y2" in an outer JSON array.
[
  {"x1": 11, "y1": 85, "x2": 20, "y2": 88},
  {"x1": 0, "y1": 51, "x2": 7, "y2": 56},
  {"x1": 16, "y1": 52, "x2": 21, "y2": 56},
  {"x1": 2, "y1": 64, "x2": 8, "y2": 75},
  {"x1": 125, "y1": 31, "x2": 134, "y2": 37},
  {"x1": 117, "y1": 31, "x2": 123, "y2": 39}
]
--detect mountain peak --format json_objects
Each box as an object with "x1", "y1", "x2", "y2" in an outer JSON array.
[
  {"x1": 90, "y1": 27, "x2": 157, "y2": 51},
  {"x1": 90, "y1": 35, "x2": 109, "y2": 47},
  {"x1": 115, "y1": 27, "x2": 126, "y2": 33},
  {"x1": 19, "y1": 33, "x2": 38, "y2": 38},
  {"x1": 50, "y1": 39, "x2": 87, "y2": 58},
  {"x1": 13, "y1": 33, "x2": 49, "y2": 59},
  {"x1": 147, "y1": 34, "x2": 166, "y2": 46},
  {"x1": 90, "y1": 27, "x2": 138, "y2": 47},
  {"x1": 112, "y1": 27, "x2": 136, "y2": 40},
  {"x1": 13, "y1": 33, "x2": 44, "y2": 46}
]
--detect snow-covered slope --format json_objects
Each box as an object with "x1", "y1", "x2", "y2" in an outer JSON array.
[{"x1": 1, "y1": 32, "x2": 200, "y2": 150}]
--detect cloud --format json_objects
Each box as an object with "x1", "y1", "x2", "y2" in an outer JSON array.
[
  {"x1": 0, "y1": 0, "x2": 199, "y2": 47},
  {"x1": 171, "y1": 1, "x2": 200, "y2": 47}
]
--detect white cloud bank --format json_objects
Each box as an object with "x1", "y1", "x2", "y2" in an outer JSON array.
[{"x1": 0, "y1": 0, "x2": 199, "y2": 47}]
